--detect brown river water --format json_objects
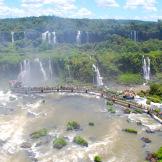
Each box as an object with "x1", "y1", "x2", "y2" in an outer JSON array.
[{"x1": 0, "y1": 91, "x2": 162, "y2": 162}]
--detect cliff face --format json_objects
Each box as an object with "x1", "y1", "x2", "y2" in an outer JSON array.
[
  {"x1": 0, "y1": 16, "x2": 161, "y2": 44},
  {"x1": 0, "y1": 30, "x2": 161, "y2": 44}
]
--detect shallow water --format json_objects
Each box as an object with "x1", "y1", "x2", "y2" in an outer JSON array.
[{"x1": 0, "y1": 92, "x2": 162, "y2": 162}]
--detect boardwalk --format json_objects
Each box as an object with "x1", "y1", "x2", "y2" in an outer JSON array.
[
  {"x1": 12, "y1": 86, "x2": 148, "y2": 111},
  {"x1": 11, "y1": 85, "x2": 162, "y2": 124}
]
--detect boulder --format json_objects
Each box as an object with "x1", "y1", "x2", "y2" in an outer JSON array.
[
  {"x1": 141, "y1": 137, "x2": 151, "y2": 143},
  {"x1": 21, "y1": 142, "x2": 32, "y2": 148}
]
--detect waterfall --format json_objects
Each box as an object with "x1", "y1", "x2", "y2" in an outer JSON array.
[
  {"x1": 48, "y1": 58, "x2": 53, "y2": 80},
  {"x1": 17, "y1": 60, "x2": 30, "y2": 85},
  {"x1": 76, "y1": 30, "x2": 81, "y2": 45},
  {"x1": 47, "y1": 32, "x2": 51, "y2": 44},
  {"x1": 42, "y1": 31, "x2": 48, "y2": 41},
  {"x1": 42, "y1": 31, "x2": 49, "y2": 42},
  {"x1": 86, "y1": 32, "x2": 89, "y2": 43},
  {"x1": 67, "y1": 65, "x2": 71, "y2": 78},
  {"x1": 130, "y1": 30, "x2": 138, "y2": 41},
  {"x1": 92, "y1": 64, "x2": 103, "y2": 86},
  {"x1": 142, "y1": 56, "x2": 150, "y2": 82},
  {"x1": 35, "y1": 58, "x2": 47, "y2": 81},
  {"x1": 11, "y1": 32, "x2": 14, "y2": 43},
  {"x1": 52, "y1": 31, "x2": 57, "y2": 44}
]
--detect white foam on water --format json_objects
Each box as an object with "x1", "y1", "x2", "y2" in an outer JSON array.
[
  {"x1": 0, "y1": 116, "x2": 26, "y2": 159},
  {"x1": 134, "y1": 95, "x2": 147, "y2": 105},
  {"x1": 58, "y1": 92, "x2": 101, "y2": 99},
  {"x1": 128, "y1": 113, "x2": 162, "y2": 131},
  {"x1": 26, "y1": 100, "x2": 42, "y2": 110},
  {"x1": 0, "y1": 91, "x2": 17, "y2": 106}
]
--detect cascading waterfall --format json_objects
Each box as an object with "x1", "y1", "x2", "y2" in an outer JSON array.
[
  {"x1": 52, "y1": 31, "x2": 57, "y2": 44},
  {"x1": 34, "y1": 58, "x2": 48, "y2": 81},
  {"x1": 86, "y1": 31, "x2": 89, "y2": 43},
  {"x1": 142, "y1": 55, "x2": 150, "y2": 82},
  {"x1": 42, "y1": 31, "x2": 48, "y2": 41},
  {"x1": 48, "y1": 58, "x2": 53, "y2": 80},
  {"x1": 11, "y1": 31, "x2": 14, "y2": 43},
  {"x1": 17, "y1": 60, "x2": 30, "y2": 85},
  {"x1": 92, "y1": 64, "x2": 103, "y2": 86},
  {"x1": 130, "y1": 30, "x2": 138, "y2": 41},
  {"x1": 47, "y1": 32, "x2": 51, "y2": 44},
  {"x1": 76, "y1": 30, "x2": 81, "y2": 45}
]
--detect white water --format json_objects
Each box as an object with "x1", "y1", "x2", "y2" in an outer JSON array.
[
  {"x1": 76, "y1": 30, "x2": 81, "y2": 45},
  {"x1": 34, "y1": 58, "x2": 47, "y2": 81},
  {"x1": 17, "y1": 60, "x2": 31, "y2": 85},
  {"x1": 128, "y1": 113, "x2": 162, "y2": 131},
  {"x1": 48, "y1": 58, "x2": 53, "y2": 80},
  {"x1": 130, "y1": 30, "x2": 138, "y2": 41},
  {"x1": 42, "y1": 31, "x2": 48, "y2": 41},
  {"x1": 11, "y1": 31, "x2": 14, "y2": 43},
  {"x1": 42, "y1": 31, "x2": 51, "y2": 44},
  {"x1": 52, "y1": 31, "x2": 57, "y2": 44},
  {"x1": 47, "y1": 32, "x2": 51, "y2": 44},
  {"x1": 143, "y1": 55, "x2": 150, "y2": 82},
  {"x1": 93, "y1": 64, "x2": 103, "y2": 86},
  {"x1": 0, "y1": 91, "x2": 17, "y2": 106}
]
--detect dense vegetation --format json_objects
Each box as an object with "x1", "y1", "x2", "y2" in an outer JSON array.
[
  {"x1": 73, "y1": 136, "x2": 88, "y2": 147},
  {"x1": 53, "y1": 137, "x2": 67, "y2": 149},
  {"x1": 30, "y1": 128, "x2": 48, "y2": 139},
  {"x1": 139, "y1": 83, "x2": 162, "y2": 103}
]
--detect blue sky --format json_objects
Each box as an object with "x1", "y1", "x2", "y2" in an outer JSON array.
[{"x1": 0, "y1": 0, "x2": 161, "y2": 21}]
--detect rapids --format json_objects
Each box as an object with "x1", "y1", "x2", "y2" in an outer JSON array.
[{"x1": 0, "y1": 91, "x2": 161, "y2": 162}]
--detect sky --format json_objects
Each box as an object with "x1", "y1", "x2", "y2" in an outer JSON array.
[{"x1": 0, "y1": 0, "x2": 162, "y2": 21}]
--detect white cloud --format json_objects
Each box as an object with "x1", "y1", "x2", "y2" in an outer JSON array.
[
  {"x1": 0, "y1": 0, "x2": 93, "y2": 18},
  {"x1": 125, "y1": 0, "x2": 157, "y2": 11},
  {"x1": 96, "y1": 0, "x2": 119, "y2": 7},
  {"x1": 74, "y1": 8, "x2": 93, "y2": 18}
]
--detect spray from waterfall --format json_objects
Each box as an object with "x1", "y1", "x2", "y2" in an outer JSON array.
[
  {"x1": 92, "y1": 64, "x2": 103, "y2": 86},
  {"x1": 34, "y1": 58, "x2": 48, "y2": 81},
  {"x1": 17, "y1": 60, "x2": 30, "y2": 85},
  {"x1": 76, "y1": 30, "x2": 81, "y2": 45},
  {"x1": 52, "y1": 31, "x2": 57, "y2": 44},
  {"x1": 142, "y1": 56, "x2": 150, "y2": 82},
  {"x1": 47, "y1": 32, "x2": 51, "y2": 44},
  {"x1": 11, "y1": 32, "x2": 14, "y2": 43},
  {"x1": 48, "y1": 58, "x2": 53, "y2": 80}
]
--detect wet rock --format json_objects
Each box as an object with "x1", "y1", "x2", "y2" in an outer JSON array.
[
  {"x1": 141, "y1": 137, "x2": 151, "y2": 143},
  {"x1": 137, "y1": 121, "x2": 142, "y2": 126},
  {"x1": 89, "y1": 122, "x2": 95, "y2": 126},
  {"x1": 146, "y1": 129, "x2": 155, "y2": 134},
  {"x1": 42, "y1": 100, "x2": 45, "y2": 103},
  {"x1": 26, "y1": 150, "x2": 36, "y2": 157},
  {"x1": 9, "y1": 96, "x2": 16, "y2": 101},
  {"x1": 0, "y1": 140, "x2": 6, "y2": 146},
  {"x1": 127, "y1": 119, "x2": 131, "y2": 123},
  {"x1": 31, "y1": 158, "x2": 38, "y2": 162},
  {"x1": 146, "y1": 152, "x2": 157, "y2": 162},
  {"x1": 124, "y1": 109, "x2": 131, "y2": 114},
  {"x1": 21, "y1": 142, "x2": 32, "y2": 148},
  {"x1": 35, "y1": 135, "x2": 52, "y2": 147}
]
